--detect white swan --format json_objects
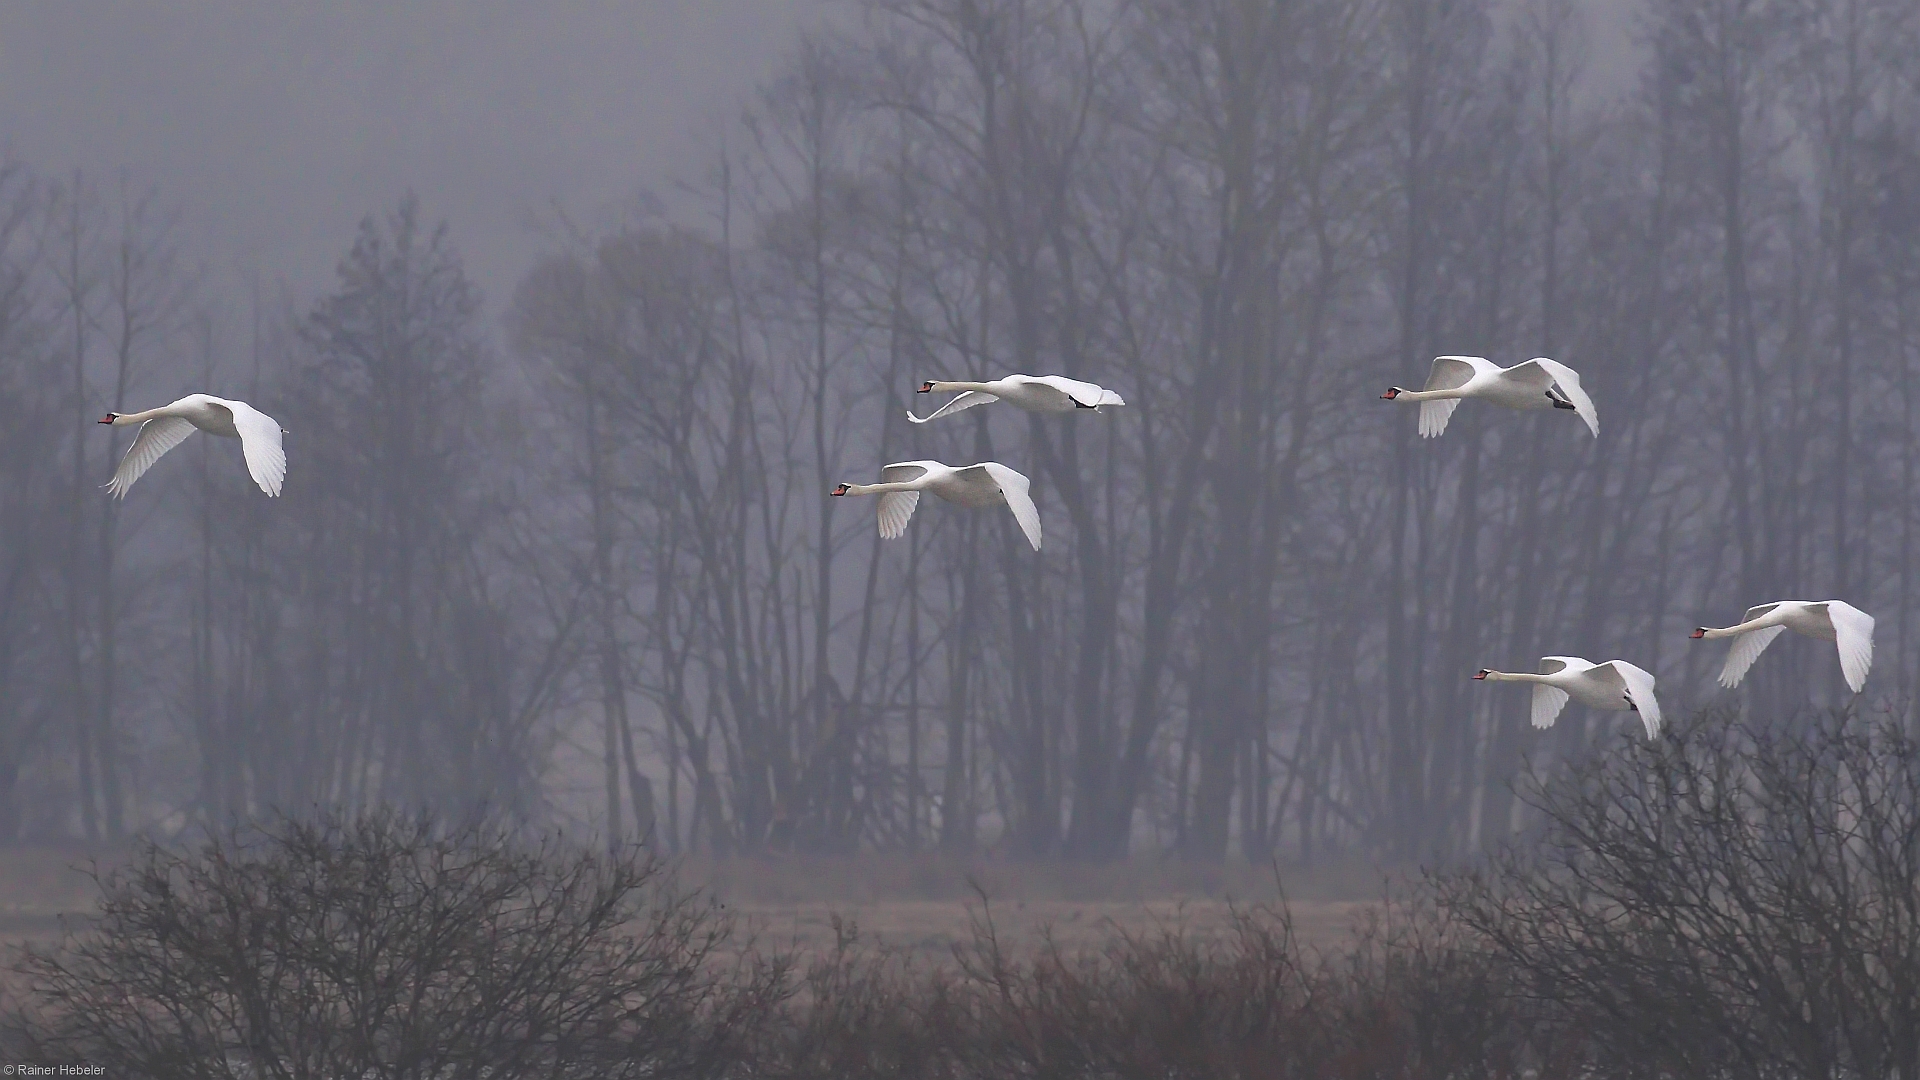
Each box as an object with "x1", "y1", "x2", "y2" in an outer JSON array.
[
  {"x1": 1382, "y1": 355, "x2": 1597, "y2": 438},
  {"x1": 100, "y1": 394, "x2": 287, "y2": 498},
  {"x1": 1475, "y1": 656, "x2": 1662, "y2": 739},
  {"x1": 830, "y1": 460, "x2": 1041, "y2": 551},
  {"x1": 1690, "y1": 600, "x2": 1874, "y2": 694},
  {"x1": 908, "y1": 374, "x2": 1125, "y2": 424}
]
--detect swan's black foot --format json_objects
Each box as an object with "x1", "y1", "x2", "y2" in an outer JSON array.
[
  {"x1": 1549, "y1": 394, "x2": 1577, "y2": 410},
  {"x1": 1074, "y1": 400, "x2": 1096, "y2": 409}
]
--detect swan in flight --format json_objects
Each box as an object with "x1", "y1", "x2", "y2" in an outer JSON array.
[
  {"x1": 908, "y1": 375, "x2": 1125, "y2": 424},
  {"x1": 1382, "y1": 356, "x2": 1597, "y2": 438},
  {"x1": 830, "y1": 460, "x2": 1041, "y2": 551},
  {"x1": 1475, "y1": 656, "x2": 1662, "y2": 739},
  {"x1": 1690, "y1": 600, "x2": 1874, "y2": 694},
  {"x1": 100, "y1": 394, "x2": 287, "y2": 498}
]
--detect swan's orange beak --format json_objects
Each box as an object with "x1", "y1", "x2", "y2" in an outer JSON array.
[
  {"x1": 1381, "y1": 387, "x2": 1401, "y2": 400},
  {"x1": 829, "y1": 484, "x2": 850, "y2": 497},
  {"x1": 1689, "y1": 627, "x2": 1707, "y2": 639},
  {"x1": 918, "y1": 381, "x2": 935, "y2": 394},
  {"x1": 97, "y1": 413, "x2": 116, "y2": 425},
  {"x1": 1472, "y1": 669, "x2": 1489, "y2": 680}
]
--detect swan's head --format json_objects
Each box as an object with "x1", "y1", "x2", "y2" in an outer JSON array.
[
  {"x1": 829, "y1": 483, "x2": 851, "y2": 497},
  {"x1": 1689, "y1": 627, "x2": 1707, "y2": 639},
  {"x1": 1473, "y1": 668, "x2": 1490, "y2": 680},
  {"x1": 97, "y1": 412, "x2": 119, "y2": 425},
  {"x1": 1381, "y1": 387, "x2": 1403, "y2": 400},
  {"x1": 917, "y1": 381, "x2": 935, "y2": 394}
]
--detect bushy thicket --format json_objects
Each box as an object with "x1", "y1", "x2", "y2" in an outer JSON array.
[{"x1": 7, "y1": 709, "x2": 1919, "y2": 1078}]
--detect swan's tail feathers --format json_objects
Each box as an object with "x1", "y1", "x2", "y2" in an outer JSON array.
[
  {"x1": 1093, "y1": 388, "x2": 1126, "y2": 409},
  {"x1": 1719, "y1": 624, "x2": 1787, "y2": 689},
  {"x1": 1530, "y1": 685, "x2": 1570, "y2": 730},
  {"x1": 1418, "y1": 398, "x2": 1460, "y2": 438},
  {"x1": 877, "y1": 491, "x2": 921, "y2": 539},
  {"x1": 1825, "y1": 601, "x2": 1875, "y2": 693}
]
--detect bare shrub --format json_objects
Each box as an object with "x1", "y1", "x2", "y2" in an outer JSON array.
[
  {"x1": 1, "y1": 809, "x2": 786, "y2": 1078},
  {"x1": 1439, "y1": 708, "x2": 1920, "y2": 1078}
]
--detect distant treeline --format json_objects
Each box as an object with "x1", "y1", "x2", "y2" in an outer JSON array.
[{"x1": 1, "y1": 0, "x2": 1917, "y2": 858}]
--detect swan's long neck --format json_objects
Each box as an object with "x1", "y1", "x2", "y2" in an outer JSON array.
[
  {"x1": 841, "y1": 481, "x2": 921, "y2": 496},
  {"x1": 1479, "y1": 670, "x2": 1547, "y2": 684},
  {"x1": 109, "y1": 406, "x2": 173, "y2": 426},
  {"x1": 1392, "y1": 387, "x2": 1465, "y2": 402},
  {"x1": 927, "y1": 380, "x2": 998, "y2": 395},
  {"x1": 1698, "y1": 616, "x2": 1777, "y2": 640}
]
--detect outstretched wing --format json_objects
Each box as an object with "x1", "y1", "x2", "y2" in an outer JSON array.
[
  {"x1": 1720, "y1": 625, "x2": 1787, "y2": 689},
  {"x1": 1537, "y1": 656, "x2": 1574, "y2": 675},
  {"x1": 1530, "y1": 684, "x2": 1571, "y2": 730},
  {"x1": 1741, "y1": 602, "x2": 1784, "y2": 624},
  {"x1": 1028, "y1": 375, "x2": 1126, "y2": 409},
  {"x1": 1820, "y1": 600, "x2": 1875, "y2": 694},
  {"x1": 907, "y1": 391, "x2": 997, "y2": 424},
  {"x1": 1424, "y1": 356, "x2": 1491, "y2": 392},
  {"x1": 105, "y1": 416, "x2": 197, "y2": 499},
  {"x1": 876, "y1": 492, "x2": 921, "y2": 539},
  {"x1": 226, "y1": 401, "x2": 287, "y2": 497},
  {"x1": 979, "y1": 462, "x2": 1041, "y2": 551},
  {"x1": 1605, "y1": 661, "x2": 1662, "y2": 739},
  {"x1": 1526, "y1": 357, "x2": 1599, "y2": 437},
  {"x1": 872, "y1": 462, "x2": 935, "y2": 540},
  {"x1": 1416, "y1": 356, "x2": 1488, "y2": 439}
]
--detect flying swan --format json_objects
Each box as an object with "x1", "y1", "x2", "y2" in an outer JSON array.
[
  {"x1": 1474, "y1": 656, "x2": 1663, "y2": 739},
  {"x1": 1382, "y1": 355, "x2": 1598, "y2": 438},
  {"x1": 100, "y1": 394, "x2": 288, "y2": 498},
  {"x1": 830, "y1": 460, "x2": 1041, "y2": 551},
  {"x1": 1690, "y1": 600, "x2": 1875, "y2": 694},
  {"x1": 908, "y1": 375, "x2": 1125, "y2": 425}
]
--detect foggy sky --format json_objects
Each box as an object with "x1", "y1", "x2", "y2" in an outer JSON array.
[{"x1": 0, "y1": 0, "x2": 817, "y2": 312}]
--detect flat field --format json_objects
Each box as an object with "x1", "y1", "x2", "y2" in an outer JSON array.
[{"x1": 0, "y1": 845, "x2": 1396, "y2": 966}]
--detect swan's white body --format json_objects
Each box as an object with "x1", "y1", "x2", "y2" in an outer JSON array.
[
  {"x1": 1383, "y1": 356, "x2": 1598, "y2": 438},
  {"x1": 1475, "y1": 656, "x2": 1662, "y2": 739},
  {"x1": 908, "y1": 375, "x2": 1125, "y2": 425},
  {"x1": 100, "y1": 394, "x2": 287, "y2": 498},
  {"x1": 831, "y1": 460, "x2": 1041, "y2": 551},
  {"x1": 1691, "y1": 600, "x2": 1875, "y2": 694}
]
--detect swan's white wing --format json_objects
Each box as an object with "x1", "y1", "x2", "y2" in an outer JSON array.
[
  {"x1": 876, "y1": 492, "x2": 921, "y2": 539},
  {"x1": 1820, "y1": 600, "x2": 1875, "y2": 693},
  {"x1": 1530, "y1": 684, "x2": 1571, "y2": 729},
  {"x1": 1741, "y1": 602, "x2": 1784, "y2": 624},
  {"x1": 1538, "y1": 656, "x2": 1579, "y2": 675},
  {"x1": 1425, "y1": 356, "x2": 1493, "y2": 391},
  {"x1": 1414, "y1": 357, "x2": 1489, "y2": 439},
  {"x1": 1027, "y1": 375, "x2": 1125, "y2": 408},
  {"x1": 979, "y1": 462, "x2": 1041, "y2": 551},
  {"x1": 226, "y1": 401, "x2": 287, "y2": 497},
  {"x1": 1605, "y1": 661, "x2": 1662, "y2": 739},
  {"x1": 1719, "y1": 625, "x2": 1786, "y2": 689},
  {"x1": 1418, "y1": 399, "x2": 1460, "y2": 439},
  {"x1": 880, "y1": 462, "x2": 936, "y2": 485},
  {"x1": 906, "y1": 391, "x2": 996, "y2": 424},
  {"x1": 1526, "y1": 357, "x2": 1599, "y2": 437},
  {"x1": 105, "y1": 416, "x2": 197, "y2": 499}
]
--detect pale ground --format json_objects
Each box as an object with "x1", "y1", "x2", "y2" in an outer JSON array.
[{"x1": 0, "y1": 845, "x2": 1397, "y2": 966}]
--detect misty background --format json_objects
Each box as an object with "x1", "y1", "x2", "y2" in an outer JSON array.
[{"x1": 0, "y1": 0, "x2": 1911, "y2": 863}]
